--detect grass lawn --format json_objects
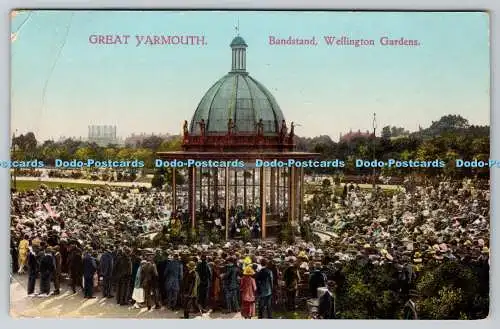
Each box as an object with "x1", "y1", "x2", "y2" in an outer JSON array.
[
  {"x1": 12, "y1": 180, "x2": 103, "y2": 191},
  {"x1": 134, "y1": 176, "x2": 153, "y2": 183}
]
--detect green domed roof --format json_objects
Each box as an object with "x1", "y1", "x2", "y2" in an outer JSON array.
[
  {"x1": 190, "y1": 72, "x2": 285, "y2": 135},
  {"x1": 230, "y1": 36, "x2": 247, "y2": 47}
]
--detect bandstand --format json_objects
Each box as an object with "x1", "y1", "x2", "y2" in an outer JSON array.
[{"x1": 157, "y1": 34, "x2": 319, "y2": 239}]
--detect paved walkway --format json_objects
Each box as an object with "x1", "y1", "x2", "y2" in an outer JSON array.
[{"x1": 10, "y1": 274, "x2": 241, "y2": 319}]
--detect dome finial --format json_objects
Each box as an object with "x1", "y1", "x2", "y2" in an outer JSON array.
[{"x1": 235, "y1": 19, "x2": 240, "y2": 36}]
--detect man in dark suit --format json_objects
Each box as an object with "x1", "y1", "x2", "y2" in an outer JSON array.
[
  {"x1": 82, "y1": 248, "x2": 97, "y2": 298},
  {"x1": 141, "y1": 254, "x2": 160, "y2": 310},
  {"x1": 99, "y1": 245, "x2": 114, "y2": 298},
  {"x1": 255, "y1": 258, "x2": 273, "y2": 318},
  {"x1": 39, "y1": 246, "x2": 55, "y2": 295},
  {"x1": 115, "y1": 247, "x2": 132, "y2": 305},
  {"x1": 69, "y1": 244, "x2": 83, "y2": 294}
]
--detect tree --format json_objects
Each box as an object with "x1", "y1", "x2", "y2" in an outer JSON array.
[
  {"x1": 151, "y1": 172, "x2": 165, "y2": 188},
  {"x1": 23, "y1": 132, "x2": 38, "y2": 155},
  {"x1": 12, "y1": 132, "x2": 38, "y2": 159},
  {"x1": 416, "y1": 141, "x2": 439, "y2": 161},
  {"x1": 60, "y1": 138, "x2": 83, "y2": 156},
  {"x1": 132, "y1": 148, "x2": 154, "y2": 168},
  {"x1": 74, "y1": 147, "x2": 93, "y2": 161},
  {"x1": 158, "y1": 136, "x2": 182, "y2": 151},
  {"x1": 390, "y1": 126, "x2": 409, "y2": 137},
  {"x1": 141, "y1": 135, "x2": 164, "y2": 150},
  {"x1": 382, "y1": 126, "x2": 392, "y2": 139},
  {"x1": 103, "y1": 147, "x2": 117, "y2": 159},
  {"x1": 425, "y1": 115, "x2": 470, "y2": 136},
  {"x1": 117, "y1": 148, "x2": 133, "y2": 160}
]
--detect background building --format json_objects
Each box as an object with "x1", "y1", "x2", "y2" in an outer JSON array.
[
  {"x1": 88, "y1": 125, "x2": 118, "y2": 147},
  {"x1": 339, "y1": 129, "x2": 372, "y2": 142},
  {"x1": 124, "y1": 133, "x2": 172, "y2": 148}
]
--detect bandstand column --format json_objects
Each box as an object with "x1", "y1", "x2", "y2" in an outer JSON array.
[
  {"x1": 252, "y1": 168, "x2": 256, "y2": 205},
  {"x1": 243, "y1": 170, "x2": 247, "y2": 210},
  {"x1": 260, "y1": 167, "x2": 267, "y2": 239},
  {"x1": 299, "y1": 167, "x2": 304, "y2": 222},
  {"x1": 172, "y1": 167, "x2": 177, "y2": 214},
  {"x1": 225, "y1": 167, "x2": 230, "y2": 240},
  {"x1": 288, "y1": 167, "x2": 296, "y2": 223},
  {"x1": 276, "y1": 167, "x2": 280, "y2": 214},
  {"x1": 199, "y1": 168, "x2": 203, "y2": 212},
  {"x1": 207, "y1": 169, "x2": 211, "y2": 207},
  {"x1": 189, "y1": 166, "x2": 196, "y2": 229},
  {"x1": 234, "y1": 170, "x2": 238, "y2": 206},
  {"x1": 294, "y1": 166, "x2": 299, "y2": 223},
  {"x1": 282, "y1": 169, "x2": 287, "y2": 218},
  {"x1": 270, "y1": 168, "x2": 276, "y2": 214},
  {"x1": 213, "y1": 168, "x2": 219, "y2": 207}
]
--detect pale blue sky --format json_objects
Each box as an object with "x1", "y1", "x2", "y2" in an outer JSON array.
[{"x1": 11, "y1": 10, "x2": 490, "y2": 141}]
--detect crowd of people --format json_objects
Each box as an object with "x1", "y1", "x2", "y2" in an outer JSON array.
[
  {"x1": 10, "y1": 176, "x2": 490, "y2": 319},
  {"x1": 14, "y1": 237, "x2": 337, "y2": 319}
]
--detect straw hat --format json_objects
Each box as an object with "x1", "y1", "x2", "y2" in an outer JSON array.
[
  {"x1": 413, "y1": 252, "x2": 422, "y2": 263},
  {"x1": 243, "y1": 256, "x2": 252, "y2": 266},
  {"x1": 482, "y1": 247, "x2": 489, "y2": 254},
  {"x1": 243, "y1": 266, "x2": 255, "y2": 276},
  {"x1": 187, "y1": 261, "x2": 196, "y2": 271},
  {"x1": 298, "y1": 251, "x2": 308, "y2": 260}
]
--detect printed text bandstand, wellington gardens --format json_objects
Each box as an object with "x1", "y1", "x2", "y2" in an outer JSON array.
[{"x1": 157, "y1": 35, "x2": 319, "y2": 239}]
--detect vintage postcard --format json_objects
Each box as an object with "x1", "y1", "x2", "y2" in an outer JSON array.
[{"x1": 9, "y1": 10, "x2": 490, "y2": 319}]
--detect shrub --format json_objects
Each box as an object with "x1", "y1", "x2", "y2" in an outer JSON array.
[
  {"x1": 151, "y1": 173, "x2": 165, "y2": 189},
  {"x1": 240, "y1": 227, "x2": 251, "y2": 242},
  {"x1": 333, "y1": 260, "x2": 488, "y2": 320}
]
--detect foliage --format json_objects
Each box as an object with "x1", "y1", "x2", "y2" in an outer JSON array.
[
  {"x1": 11, "y1": 115, "x2": 489, "y2": 180},
  {"x1": 209, "y1": 229, "x2": 222, "y2": 244},
  {"x1": 300, "y1": 221, "x2": 320, "y2": 244},
  {"x1": 333, "y1": 260, "x2": 489, "y2": 320},
  {"x1": 294, "y1": 115, "x2": 489, "y2": 177},
  {"x1": 151, "y1": 172, "x2": 165, "y2": 188},
  {"x1": 240, "y1": 227, "x2": 251, "y2": 242}
]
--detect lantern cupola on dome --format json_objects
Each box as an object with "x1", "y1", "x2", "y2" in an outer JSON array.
[{"x1": 189, "y1": 35, "x2": 286, "y2": 138}]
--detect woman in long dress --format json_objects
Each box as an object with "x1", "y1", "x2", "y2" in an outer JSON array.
[
  {"x1": 209, "y1": 261, "x2": 222, "y2": 310},
  {"x1": 240, "y1": 266, "x2": 256, "y2": 319},
  {"x1": 132, "y1": 260, "x2": 146, "y2": 308},
  {"x1": 18, "y1": 235, "x2": 29, "y2": 274}
]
